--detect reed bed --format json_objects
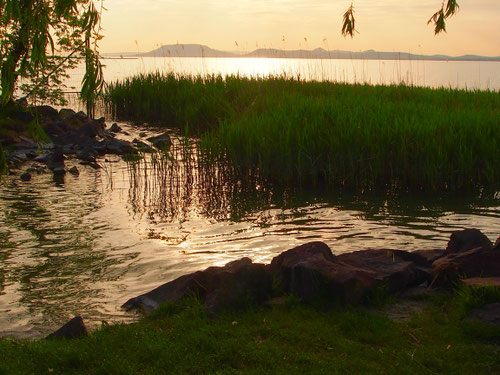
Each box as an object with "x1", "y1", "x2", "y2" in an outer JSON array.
[{"x1": 106, "y1": 73, "x2": 500, "y2": 192}]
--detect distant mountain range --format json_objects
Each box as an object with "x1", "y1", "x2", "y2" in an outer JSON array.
[{"x1": 105, "y1": 44, "x2": 500, "y2": 62}]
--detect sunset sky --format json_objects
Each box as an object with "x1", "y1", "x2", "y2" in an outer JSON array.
[{"x1": 100, "y1": 0, "x2": 500, "y2": 57}]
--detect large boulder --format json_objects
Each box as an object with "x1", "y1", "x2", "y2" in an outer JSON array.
[
  {"x1": 337, "y1": 249, "x2": 432, "y2": 294},
  {"x1": 270, "y1": 242, "x2": 379, "y2": 304},
  {"x1": 431, "y1": 247, "x2": 500, "y2": 287},
  {"x1": 35, "y1": 105, "x2": 60, "y2": 122},
  {"x1": 122, "y1": 257, "x2": 272, "y2": 315},
  {"x1": 445, "y1": 229, "x2": 493, "y2": 254}
]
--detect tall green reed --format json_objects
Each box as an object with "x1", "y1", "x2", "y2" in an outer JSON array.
[{"x1": 106, "y1": 73, "x2": 500, "y2": 192}]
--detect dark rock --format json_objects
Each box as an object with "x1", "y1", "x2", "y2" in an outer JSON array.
[
  {"x1": 46, "y1": 150, "x2": 66, "y2": 175},
  {"x1": 59, "y1": 109, "x2": 88, "y2": 130},
  {"x1": 133, "y1": 139, "x2": 155, "y2": 153},
  {"x1": 270, "y1": 242, "x2": 432, "y2": 304},
  {"x1": 336, "y1": 249, "x2": 432, "y2": 294},
  {"x1": 52, "y1": 166, "x2": 66, "y2": 175},
  {"x1": 445, "y1": 229, "x2": 493, "y2": 254},
  {"x1": 93, "y1": 117, "x2": 106, "y2": 126},
  {"x1": 123, "y1": 257, "x2": 272, "y2": 315},
  {"x1": 69, "y1": 166, "x2": 80, "y2": 175},
  {"x1": 34, "y1": 153, "x2": 51, "y2": 163},
  {"x1": 467, "y1": 303, "x2": 500, "y2": 326},
  {"x1": 59, "y1": 108, "x2": 77, "y2": 120},
  {"x1": 413, "y1": 249, "x2": 445, "y2": 263},
  {"x1": 79, "y1": 161, "x2": 101, "y2": 169},
  {"x1": 46, "y1": 316, "x2": 88, "y2": 340},
  {"x1": 35, "y1": 105, "x2": 60, "y2": 121},
  {"x1": 8, "y1": 152, "x2": 29, "y2": 162},
  {"x1": 20, "y1": 172, "x2": 31, "y2": 181},
  {"x1": 270, "y1": 242, "x2": 378, "y2": 304},
  {"x1": 431, "y1": 247, "x2": 500, "y2": 287},
  {"x1": 462, "y1": 277, "x2": 500, "y2": 287},
  {"x1": 104, "y1": 138, "x2": 135, "y2": 154},
  {"x1": 10, "y1": 107, "x2": 33, "y2": 123},
  {"x1": 147, "y1": 133, "x2": 172, "y2": 149},
  {"x1": 44, "y1": 120, "x2": 70, "y2": 137},
  {"x1": 109, "y1": 123, "x2": 122, "y2": 133},
  {"x1": 97, "y1": 129, "x2": 114, "y2": 139},
  {"x1": 76, "y1": 122, "x2": 100, "y2": 139},
  {"x1": 76, "y1": 149, "x2": 98, "y2": 162}
]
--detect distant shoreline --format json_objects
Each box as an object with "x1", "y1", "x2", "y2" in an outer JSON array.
[
  {"x1": 103, "y1": 43, "x2": 500, "y2": 62},
  {"x1": 103, "y1": 55, "x2": 500, "y2": 63}
]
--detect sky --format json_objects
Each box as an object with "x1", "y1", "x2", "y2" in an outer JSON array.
[{"x1": 99, "y1": 0, "x2": 500, "y2": 56}]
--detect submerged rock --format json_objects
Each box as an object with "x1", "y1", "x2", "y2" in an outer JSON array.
[
  {"x1": 109, "y1": 123, "x2": 122, "y2": 133},
  {"x1": 133, "y1": 139, "x2": 155, "y2": 153},
  {"x1": 46, "y1": 316, "x2": 88, "y2": 340},
  {"x1": 69, "y1": 166, "x2": 80, "y2": 175},
  {"x1": 147, "y1": 133, "x2": 172, "y2": 149}
]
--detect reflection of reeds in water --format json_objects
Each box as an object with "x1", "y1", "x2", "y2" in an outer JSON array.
[{"x1": 126, "y1": 138, "x2": 270, "y2": 226}]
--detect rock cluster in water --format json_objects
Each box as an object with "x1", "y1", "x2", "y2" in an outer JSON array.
[
  {"x1": 123, "y1": 228, "x2": 500, "y2": 316},
  {"x1": 1, "y1": 104, "x2": 171, "y2": 178}
]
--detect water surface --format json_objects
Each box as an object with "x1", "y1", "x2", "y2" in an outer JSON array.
[
  {"x1": 63, "y1": 57, "x2": 500, "y2": 91},
  {"x1": 1, "y1": 124, "x2": 499, "y2": 338}
]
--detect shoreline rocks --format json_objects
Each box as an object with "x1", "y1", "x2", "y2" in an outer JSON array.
[
  {"x1": 123, "y1": 228, "x2": 500, "y2": 316},
  {"x1": 1, "y1": 104, "x2": 169, "y2": 178},
  {"x1": 46, "y1": 316, "x2": 88, "y2": 340}
]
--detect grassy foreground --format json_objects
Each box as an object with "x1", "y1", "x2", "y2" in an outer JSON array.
[
  {"x1": 0, "y1": 285, "x2": 499, "y2": 374},
  {"x1": 106, "y1": 73, "x2": 500, "y2": 192}
]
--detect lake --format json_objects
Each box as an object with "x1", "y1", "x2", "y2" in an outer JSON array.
[
  {"x1": 1, "y1": 57, "x2": 499, "y2": 339},
  {"x1": 92, "y1": 57, "x2": 500, "y2": 91}
]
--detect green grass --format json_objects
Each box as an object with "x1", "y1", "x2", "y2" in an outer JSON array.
[
  {"x1": 105, "y1": 74, "x2": 500, "y2": 192},
  {"x1": 1, "y1": 286, "x2": 499, "y2": 374}
]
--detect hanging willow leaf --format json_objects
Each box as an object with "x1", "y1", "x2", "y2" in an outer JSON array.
[
  {"x1": 341, "y1": 5, "x2": 357, "y2": 38},
  {"x1": 428, "y1": 8, "x2": 446, "y2": 34},
  {"x1": 445, "y1": 0, "x2": 460, "y2": 18},
  {"x1": 428, "y1": 1, "x2": 460, "y2": 34}
]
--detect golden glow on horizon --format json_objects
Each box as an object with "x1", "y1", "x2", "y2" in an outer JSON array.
[{"x1": 100, "y1": 0, "x2": 500, "y2": 57}]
